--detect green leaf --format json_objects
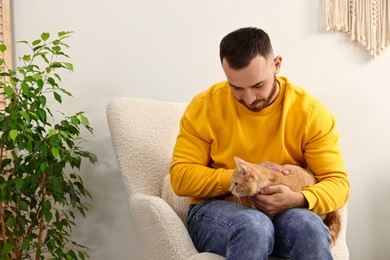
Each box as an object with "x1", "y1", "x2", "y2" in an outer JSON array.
[
  {"x1": 6, "y1": 218, "x2": 16, "y2": 228},
  {"x1": 80, "y1": 115, "x2": 90, "y2": 125},
  {"x1": 21, "y1": 82, "x2": 30, "y2": 94},
  {"x1": 78, "y1": 251, "x2": 86, "y2": 260},
  {"x1": 45, "y1": 210, "x2": 53, "y2": 223},
  {"x1": 22, "y1": 239, "x2": 31, "y2": 251},
  {"x1": 41, "y1": 32, "x2": 50, "y2": 41},
  {"x1": 21, "y1": 111, "x2": 31, "y2": 122},
  {"x1": 0, "y1": 71, "x2": 9, "y2": 77},
  {"x1": 39, "y1": 95, "x2": 47, "y2": 106},
  {"x1": 19, "y1": 200, "x2": 29, "y2": 211},
  {"x1": 89, "y1": 153, "x2": 98, "y2": 164},
  {"x1": 9, "y1": 77, "x2": 17, "y2": 87},
  {"x1": 4, "y1": 86, "x2": 13, "y2": 97},
  {"x1": 64, "y1": 62, "x2": 74, "y2": 71},
  {"x1": 47, "y1": 77, "x2": 57, "y2": 87},
  {"x1": 50, "y1": 62, "x2": 65, "y2": 69},
  {"x1": 32, "y1": 39, "x2": 42, "y2": 46},
  {"x1": 1, "y1": 158, "x2": 11, "y2": 168},
  {"x1": 15, "y1": 178, "x2": 24, "y2": 191},
  {"x1": 37, "y1": 78, "x2": 44, "y2": 88},
  {"x1": 0, "y1": 180, "x2": 7, "y2": 190},
  {"x1": 2, "y1": 242, "x2": 12, "y2": 254},
  {"x1": 54, "y1": 73, "x2": 62, "y2": 82},
  {"x1": 71, "y1": 116, "x2": 80, "y2": 125},
  {"x1": 41, "y1": 200, "x2": 51, "y2": 215},
  {"x1": 32, "y1": 73, "x2": 42, "y2": 80},
  {"x1": 51, "y1": 147, "x2": 59, "y2": 158},
  {"x1": 40, "y1": 162, "x2": 48, "y2": 172},
  {"x1": 26, "y1": 141, "x2": 33, "y2": 152},
  {"x1": 37, "y1": 108, "x2": 47, "y2": 121},
  {"x1": 59, "y1": 87, "x2": 73, "y2": 97},
  {"x1": 59, "y1": 130, "x2": 69, "y2": 138},
  {"x1": 55, "y1": 248, "x2": 64, "y2": 259},
  {"x1": 52, "y1": 46, "x2": 61, "y2": 53},
  {"x1": 48, "y1": 129, "x2": 57, "y2": 137},
  {"x1": 9, "y1": 129, "x2": 18, "y2": 142},
  {"x1": 0, "y1": 44, "x2": 6, "y2": 52},
  {"x1": 40, "y1": 52, "x2": 49, "y2": 63},
  {"x1": 22, "y1": 54, "x2": 31, "y2": 62},
  {"x1": 66, "y1": 249, "x2": 77, "y2": 260},
  {"x1": 58, "y1": 31, "x2": 72, "y2": 37},
  {"x1": 53, "y1": 92, "x2": 62, "y2": 103}
]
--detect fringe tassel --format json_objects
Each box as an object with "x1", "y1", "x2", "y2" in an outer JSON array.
[{"x1": 326, "y1": 0, "x2": 390, "y2": 57}]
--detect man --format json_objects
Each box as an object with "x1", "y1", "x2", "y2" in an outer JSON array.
[{"x1": 170, "y1": 27, "x2": 350, "y2": 259}]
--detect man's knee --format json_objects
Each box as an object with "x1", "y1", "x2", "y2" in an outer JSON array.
[
  {"x1": 274, "y1": 208, "x2": 329, "y2": 242},
  {"x1": 228, "y1": 210, "x2": 274, "y2": 255}
]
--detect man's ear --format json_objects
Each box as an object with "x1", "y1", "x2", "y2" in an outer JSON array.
[{"x1": 273, "y1": 55, "x2": 282, "y2": 74}]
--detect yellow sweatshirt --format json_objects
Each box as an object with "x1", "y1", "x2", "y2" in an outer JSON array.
[{"x1": 170, "y1": 76, "x2": 350, "y2": 214}]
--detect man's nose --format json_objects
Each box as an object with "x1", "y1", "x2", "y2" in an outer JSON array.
[{"x1": 242, "y1": 90, "x2": 256, "y2": 105}]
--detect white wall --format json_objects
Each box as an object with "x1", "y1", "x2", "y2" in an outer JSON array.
[{"x1": 12, "y1": 1, "x2": 390, "y2": 259}]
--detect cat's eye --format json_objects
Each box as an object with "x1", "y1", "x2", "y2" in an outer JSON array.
[{"x1": 233, "y1": 182, "x2": 238, "y2": 186}]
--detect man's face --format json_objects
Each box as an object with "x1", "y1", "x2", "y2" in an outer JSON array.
[{"x1": 222, "y1": 55, "x2": 282, "y2": 112}]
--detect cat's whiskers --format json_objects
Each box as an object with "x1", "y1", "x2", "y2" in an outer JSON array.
[
  {"x1": 231, "y1": 196, "x2": 241, "y2": 209},
  {"x1": 232, "y1": 195, "x2": 241, "y2": 204},
  {"x1": 231, "y1": 195, "x2": 251, "y2": 207}
]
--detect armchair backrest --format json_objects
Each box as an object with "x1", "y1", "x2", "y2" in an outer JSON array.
[{"x1": 106, "y1": 97, "x2": 187, "y2": 197}]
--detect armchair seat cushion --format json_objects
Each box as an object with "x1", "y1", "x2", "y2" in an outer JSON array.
[{"x1": 162, "y1": 174, "x2": 191, "y2": 224}]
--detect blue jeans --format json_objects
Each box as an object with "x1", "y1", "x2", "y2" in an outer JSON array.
[{"x1": 187, "y1": 199, "x2": 332, "y2": 260}]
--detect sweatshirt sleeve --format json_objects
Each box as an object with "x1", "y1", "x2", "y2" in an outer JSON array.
[
  {"x1": 301, "y1": 101, "x2": 350, "y2": 214},
  {"x1": 170, "y1": 98, "x2": 233, "y2": 198}
]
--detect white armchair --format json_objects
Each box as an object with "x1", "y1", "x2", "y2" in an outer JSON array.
[{"x1": 106, "y1": 97, "x2": 349, "y2": 260}]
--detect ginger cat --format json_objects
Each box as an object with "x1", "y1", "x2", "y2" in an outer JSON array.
[{"x1": 230, "y1": 156, "x2": 340, "y2": 246}]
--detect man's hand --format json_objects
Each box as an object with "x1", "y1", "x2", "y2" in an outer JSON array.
[
  {"x1": 260, "y1": 161, "x2": 289, "y2": 175},
  {"x1": 251, "y1": 185, "x2": 308, "y2": 217}
]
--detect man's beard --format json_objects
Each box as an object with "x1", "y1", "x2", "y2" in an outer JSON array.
[{"x1": 240, "y1": 76, "x2": 278, "y2": 112}]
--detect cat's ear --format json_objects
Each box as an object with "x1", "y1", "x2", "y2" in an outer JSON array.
[
  {"x1": 234, "y1": 156, "x2": 250, "y2": 178},
  {"x1": 234, "y1": 156, "x2": 246, "y2": 166}
]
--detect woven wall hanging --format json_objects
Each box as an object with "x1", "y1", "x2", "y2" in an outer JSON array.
[{"x1": 326, "y1": 0, "x2": 390, "y2": 57}]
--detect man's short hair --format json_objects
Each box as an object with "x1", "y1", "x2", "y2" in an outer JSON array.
[{"x1": 219, "y1": 27, "x2": 274, "y2": 69}]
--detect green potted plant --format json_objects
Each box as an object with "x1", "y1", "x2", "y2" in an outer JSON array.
[{"x1": 0, "y1": 31, "x2": 97, "y2": 259}]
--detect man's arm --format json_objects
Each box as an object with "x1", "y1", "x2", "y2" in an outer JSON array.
[
  {"x1": 252, "y1": 102, "x2": 350, "y2": 216},
  {"x1": 300, "y1": 102, "x2": 350, "y2": 214},
  {"x1": 170, "y1": 101, "x2": 233, "y2": 198}
]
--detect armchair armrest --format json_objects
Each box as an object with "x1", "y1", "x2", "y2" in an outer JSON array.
[{"x1": 129, "y1": 193, "x2": 198, "y2": 260}]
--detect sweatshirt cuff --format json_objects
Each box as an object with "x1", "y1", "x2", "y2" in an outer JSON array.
[
  {"x1": 221, "y1": 169, "x2": 234, "y2": 193},
  {"x1": 301, "y1": 189, "x2": 318, "y2": 211}
]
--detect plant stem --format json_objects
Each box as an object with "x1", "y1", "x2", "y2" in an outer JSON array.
[
  {"x1": 35, "y1": 173, "x2": 46, "y2": 260},
  {"x1": 0, "y1": 140, "x2": 11, "y2": 260},
  {"x1": 0, "y1": 201, "x2": 11, "y2": 260}
]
